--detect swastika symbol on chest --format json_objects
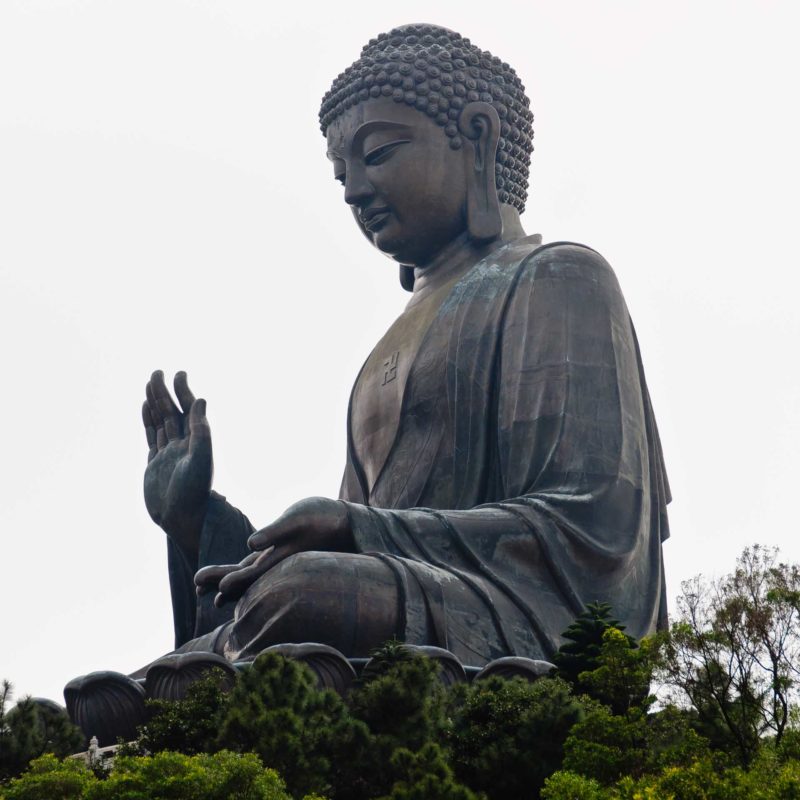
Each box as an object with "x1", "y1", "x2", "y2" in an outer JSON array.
[{"x1": 382, "y1": 351, "x2": 399, "y2": 386}]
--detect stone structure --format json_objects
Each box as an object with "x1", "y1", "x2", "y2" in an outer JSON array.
[{"x1": 66, "y1": 23, "x2": 670, "y2": 740}]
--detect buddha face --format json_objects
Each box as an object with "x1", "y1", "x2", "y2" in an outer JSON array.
[{"x1": 326, "y1": 97, "x2": 469, "y2": 267}]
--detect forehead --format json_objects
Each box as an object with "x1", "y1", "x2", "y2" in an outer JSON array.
[{"x1": 326, "y1": 97, "x2": 437, "y2": 158}]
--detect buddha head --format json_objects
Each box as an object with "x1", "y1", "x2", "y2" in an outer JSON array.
[{"x1": 320, "y1": 24, "x2": 534, "y2": 281}]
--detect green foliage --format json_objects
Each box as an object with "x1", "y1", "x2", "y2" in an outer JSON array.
[
  {"x1": 378, "y1": 744, "x2": 481, "y2": 800},
  {"x1": 608, "y1": 756, "x2": 791, "y2": 800},
  {"x1": 0, "y1": 754, "x2": 93, "y2": 800},
  {"x1": 87, "y1": 750, "x2": 293, "y2": 800},
  {"x1": 0, "y1": 682, "x2": 83, "y2": 783},
  {"x1": 577, "y1": 628, "x2": 654, "y2": 716},
  {"x1": 350, "y1": 653, "x2": 447, "y2": 754},
  {"x1": 356, "y1": 639, "x2": 417, "y2": 684},
  {"x1": 562, "y1": 701, "x2": 649, "y2": 785},
  {"x1": 448, "y1": 676, "x2": 585, "y2": 800},
  {"x1": 10, "y1": 546, "x2": 800, "y2": 797},
  {"x1": 216, "y1": 652, "x2": 365, "y2": 799},
  {"x1": 124, "y1": 668, "x2": 231, "y2": 757},
  {"x1": 563, "y1": 702, "x2": 711, "y2": 786},
  {"x1": 776, "y1": 727, "x2": 800, "y2": 763},
  {"x1": 553, "y1": 602, "x2": 635, "y2": 695},
  {"x1": 643, "y1": 705, "x2": 711, "y2": 773},
  {"x1": 540, "y1": 771, "x2": 604, "y2": 800},
  {"x1": 0, "y1": 751, "x2": 304, "y2": 800},
  {"x1": 543, "y1": 756, "x2": 800, "y2": 800},
  {"x1": 658, "y1": 545, "x2": 800, "y2": 766},
  {"x1": 344, "y1": 651, "x2": 449, "y2": 800}
]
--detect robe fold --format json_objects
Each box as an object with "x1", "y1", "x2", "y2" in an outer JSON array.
[
  {"x1": 339, "y1": 238, "x2": 669, "y2": 663},
  {"x1": 168, "y1": 237, "x2": 669, "y2": 665}
]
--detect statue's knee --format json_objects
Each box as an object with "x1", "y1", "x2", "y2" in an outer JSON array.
[
  {"x1": 277, "y1": 551, "x2": 341, "y2": 580},
  {"x1": 227, "y1": 552, "x2": 400, "y2": 659},
  {"x1": 235, "y1": 552, "x2": 334, "y2": 619}
]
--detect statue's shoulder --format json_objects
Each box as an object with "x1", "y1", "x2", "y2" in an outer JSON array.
[
  {"x1": 462, "y1": 238, "x2": 621, "y2": 302},
  {"x1": 517, "y1": 240, "x2": 622, "y2": 296},
  {"x1": 521, "y1": 240, "x2": 613, "y2": 275}
]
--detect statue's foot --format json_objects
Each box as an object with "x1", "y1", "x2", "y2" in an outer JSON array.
[
  {"x1": 64, "y1": 646, "x2": 556, "y2": 745},
  {"x1": 64, "y1": 671, "x2": 147, "y2": 746},
  {"x1": 360, "y1": 644, "x2": 468, "y2": 687},
  {"x1": 144, "y1": 651, "x2": 237, "y2": 702},
  {"x1": 62, "y1": 645, "x2": 357, "y2": 743},
  {"x1": 64, "y1": 653, "x2": 236, "y2": 744},
  {"x1": 258, "y1": 643, "x2": 357, "y2": 694},
  {"x1": 474, "y1": 656, "x2": 555, "y2": 683}
]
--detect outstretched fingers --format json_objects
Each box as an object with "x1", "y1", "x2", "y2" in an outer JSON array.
[
  {"x1": 187, "y1": 398, "x2": 211, "y2": 458},
  {"x1": 151, "y1": 369, "x2": 182, "y2": 442},
  {"x1": 173, "y1": 371, "x2": 196, "y2": 415},
  {"x1": 145, "y1": 378, "x2": 167, "y2": 452},
  {"x1": 142, "y1": 402, "x2": 158, "y2": 462}
]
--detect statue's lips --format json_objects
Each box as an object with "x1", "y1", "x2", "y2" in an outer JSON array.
[{"x1": 362, "y1": 209, "x2": 391, "y2": 232}]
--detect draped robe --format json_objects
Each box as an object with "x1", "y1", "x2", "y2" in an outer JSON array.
[{"x1": 166, "y1": 236, "x2": 670, "y2": 665}]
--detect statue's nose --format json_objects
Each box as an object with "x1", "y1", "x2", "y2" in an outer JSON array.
[{"x1": 344, "y1": 167, "x2": 374, "y2": 208}]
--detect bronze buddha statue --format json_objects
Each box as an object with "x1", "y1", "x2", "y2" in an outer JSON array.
[{"x1": 67, "y1": 25, "x2": 670, "y2": 740}]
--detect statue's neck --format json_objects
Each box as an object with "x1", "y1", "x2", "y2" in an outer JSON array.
[{"x1": 407, "y1": 206, "x2": 528, "y2": 306}]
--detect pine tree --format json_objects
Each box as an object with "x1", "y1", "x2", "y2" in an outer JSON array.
[
  {"x1": 552, "y1": 602, "x2": 635, "y2": 693},
  {"x1": 215, "y1": 652, "x2": 367, "y2": 799},
  {"x1": 344, "y1": 651, "x2": 449, "y2": 800}
]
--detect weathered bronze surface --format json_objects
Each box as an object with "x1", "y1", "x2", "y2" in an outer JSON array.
[{"x1": 111, "y1": 24, "x2": 671, "y2": 676}]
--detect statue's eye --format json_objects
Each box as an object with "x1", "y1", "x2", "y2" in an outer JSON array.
[{"x1": 364, "y1": 139, "x2": 409, "y2": 167}]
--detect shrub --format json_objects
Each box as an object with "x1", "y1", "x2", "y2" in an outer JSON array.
[
  {"x1": 0, "y1": 754, "x2": 94, "y2": 800},
  {"x1": 540, "y1": 771, "x2": 605, "y2": 800},
  {"x1": 0, "y1": 751, "x2": 313, "y2": 800}
]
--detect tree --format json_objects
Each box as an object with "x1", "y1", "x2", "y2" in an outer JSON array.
[
  {"x1": 577, "y1": 627, "x2": 654, "y2": 716},
  {"x1": 378, "y1": 744, "x2": 482, "y2": 800},
  {"x1": 448, "y1": 676, "x2": 585, "y2": 800},
  {"x1": 356, "y1": 639, "x2": 418, "y2": 683},
  {"x1": 561, "y1": 701, "x2": 649, "y2": 786},
  {"x1": 349, "y1": 652, "x2": 447, "y2": 755},
  {"x1": 215, "y1": 652, "x2": 366, "y2": 799},
  {"x1": 659, "y1": 545, "x2": 800, "y2": 765},
  {"x1": 552, "y1": 603, "x2": 636, "y2": 696},
  {"x1": 0, "y1": 681, "x2": 83, "y2": 783},
  {"x1": 344, "y1": 651, "x2": 449, "y2": 800},
  {"x1": 122, "y1": 668, "x2": 231, "y2": 757},
  {"x1": 561, "y1": 629, "x2": 709, "y2": 786}
]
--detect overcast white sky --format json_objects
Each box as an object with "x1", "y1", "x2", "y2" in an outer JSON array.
[{"x1": 2, "y1": 0, "x2": 799, "y2": 705}]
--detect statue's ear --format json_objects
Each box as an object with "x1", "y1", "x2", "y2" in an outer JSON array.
[{"x1": 459, "y1": 102, "x2": 502, "y2": 243}]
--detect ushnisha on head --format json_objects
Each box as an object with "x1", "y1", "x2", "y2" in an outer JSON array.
[{"x1": 320, "y1": 23, "x2": 534, "y2": 213}]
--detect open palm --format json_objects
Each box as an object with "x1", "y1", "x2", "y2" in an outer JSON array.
[{"x1": 142, "y1": 370, "x2": 213, "y2": 560}]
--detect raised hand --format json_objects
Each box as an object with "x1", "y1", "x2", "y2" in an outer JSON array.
[
  {"x1": 194, "y1": 496, "x2": 355, "y2": 607},
  {"x1": 142, "y1": 370, "x2": 213, "y2": 561}
]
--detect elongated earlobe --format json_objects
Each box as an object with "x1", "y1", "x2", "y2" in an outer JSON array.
[
  {"x1": 399, "y1": 264, "x2": 415, "y2": 292},
  {"x1": 459, "y1": 102, "x2": 503, "y2": 243}
]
